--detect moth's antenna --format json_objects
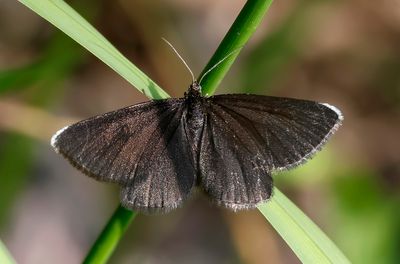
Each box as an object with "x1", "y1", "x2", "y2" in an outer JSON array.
[
  {"x1": 162, "y1": 37, "x2": 195, "y2": 83},
  {"x1": 198, "y1": 48, "x2": 242, "y2": 85}
]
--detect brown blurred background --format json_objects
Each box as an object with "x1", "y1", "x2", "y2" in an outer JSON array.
[{"x1": 1, "y1": 0, "x2": 399, "y2": 263}]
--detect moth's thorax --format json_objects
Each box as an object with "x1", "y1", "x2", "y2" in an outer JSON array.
[{"x1": 185, "y1": 81, "x2": 205, "y2": 127}]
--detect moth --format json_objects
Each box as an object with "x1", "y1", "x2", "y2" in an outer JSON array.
[
  {"x1": 51, "y1": 79, "x2": 342, "y2": 213},
  {"x1": 52, "y1": 41, "x2": 342, "y2": 213}
]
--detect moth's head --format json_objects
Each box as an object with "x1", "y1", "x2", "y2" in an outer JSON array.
[
  {"x1": 186, "y1": 81, "x2": 202, "y2": 98},
  {"x1": 190, "y1": 81, "x2": 201, "y2": 92}
]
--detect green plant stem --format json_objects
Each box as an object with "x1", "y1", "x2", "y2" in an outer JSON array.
[
  {"x1": 199, "y1": 0, "x2": 273, "y2": 95},
  {"x1": 83, "y1": 206, "x2": 137, "y2": 264}
]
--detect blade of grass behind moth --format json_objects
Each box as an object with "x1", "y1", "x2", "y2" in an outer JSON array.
[
  {"x1": 18, "y1": 0, "x2": 169, "y2": 100},
  {"x1": 198, "y1": 0, "x2": 350, "y2": 262},
  {"x1": 199, "y1": 0, "x2": 273, "y2": 96},
  {"x1": 0, "y1": 239, "x2": 16, "y2": 264},
  {"x1": 83, "y1": 206, "x2": 137, "y2": 264},
  {"x1": 258, "y1": 189, "x2": 351, "y2": 264}
]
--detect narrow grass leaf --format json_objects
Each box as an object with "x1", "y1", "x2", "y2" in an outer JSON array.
[
  {"x1": 18, "y1": 0, "x2": 169, "y2": 100},
  {"x1": 258, "y1": 189, "x2": 351, "y2": 263},
  {"x1": 0, "y1": 239, "x2": 16, "y2": 264}
]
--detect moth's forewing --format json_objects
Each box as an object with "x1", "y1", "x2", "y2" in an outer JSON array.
[
  {"x1": 209, "y1": 94, "x2": 343, "y2": 171},
  {"x1": 51, "y1": 99, "x2": 196, "y2": 213}
]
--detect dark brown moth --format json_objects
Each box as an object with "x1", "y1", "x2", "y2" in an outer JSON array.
[{"x1": 51, "y1": 81, "x2": 343, "y2": 213}]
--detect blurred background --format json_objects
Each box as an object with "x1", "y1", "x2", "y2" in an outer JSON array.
[{"x1": 1, "y1": 0, "x2": 399, "y2": 263}]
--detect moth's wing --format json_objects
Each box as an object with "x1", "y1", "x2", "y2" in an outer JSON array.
[
  {"x1": 199, "y1": 94, "x2": 342, "y2": 210},
  {"x1": 211, "y1": 94, "x2": 343, "y2": 170},
  {"x1": 51, "y1": 99, "x2": 196, "y2": 213}
]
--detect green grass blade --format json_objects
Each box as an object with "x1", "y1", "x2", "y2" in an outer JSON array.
[
  {"x1": 258, "y1": 189, "x2": 351, "y2": 263},
  {"x1": 83, "y1": 206, "x2": 137, "y2": 264},
  {"x1": 18, "y1": 0, "x2": 169, "y2": 100},
  {"x1": 0, "y1": 239, "x2": 16, "y2": 264},
  {"x1": 199, "y1": 0, "x2": 273, "y2": 95}
]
